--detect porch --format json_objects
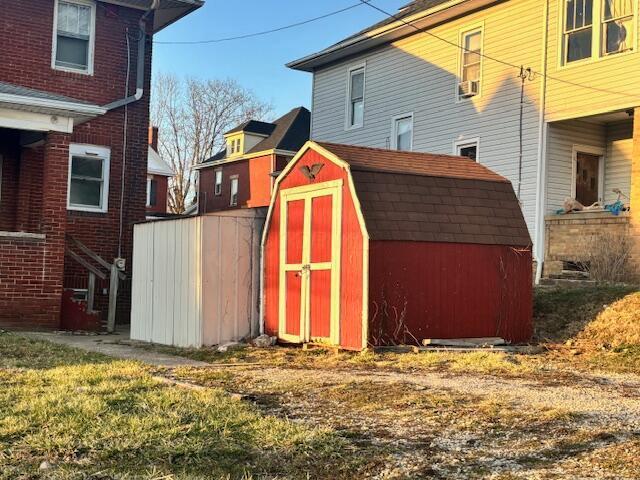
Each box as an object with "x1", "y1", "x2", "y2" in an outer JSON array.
[
  {"x1": 543, "y1": 109, "x2": 638, "y2": 280},
  {"x1": 0, "y1": 127, "x2": 70, "y2": 327}
]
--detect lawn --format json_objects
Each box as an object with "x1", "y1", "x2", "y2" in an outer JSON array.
[
  {"x1": 0, "y1": 334, "x2": 368, "y2": 479},
  {"x1": 2, "y1": 285, "x2": 640, "y2": 479}
]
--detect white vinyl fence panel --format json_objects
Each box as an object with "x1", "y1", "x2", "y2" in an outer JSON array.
[{"x1": 131, "y1": 210, "x2": 264, "y2": 348}]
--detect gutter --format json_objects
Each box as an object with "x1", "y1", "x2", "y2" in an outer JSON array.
[
  {"x1": 103, "y1": 0, "x2": 160, "y2": 111},
  {"x1": 0, "y1": 93, "x2": 106, "y2": 116}
]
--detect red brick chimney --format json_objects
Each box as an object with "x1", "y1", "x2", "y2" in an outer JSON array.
[{"x1": 148, "y1": 126, "x2": 159, "y2": 151}]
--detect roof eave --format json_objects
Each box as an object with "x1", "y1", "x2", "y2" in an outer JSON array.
[
  {"x1": 287, "y1": 0, "x2": 499, "y2": 72},
  {"x1": 0, "y1": 93, "x2": 106, "y2": 118},
  {"x1": 99, "y1": 0, "x2": 204, "y2": 33}
]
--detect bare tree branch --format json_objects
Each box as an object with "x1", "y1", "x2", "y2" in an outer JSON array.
[{"x1": 151, "y1": 73, "x2": 272, "y2": 213}]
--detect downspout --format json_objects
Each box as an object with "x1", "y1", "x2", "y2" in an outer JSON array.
[
  {"x1": 534, "y1": 0, "x2": 550, "y2": 284},
  {"x1": 103, "y1": 0, "x2": 160, "y2": 111}
]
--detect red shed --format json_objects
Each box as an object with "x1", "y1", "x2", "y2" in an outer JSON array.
[{"x1": 261, "y1": 141, "x2": 533, "y2": 350}]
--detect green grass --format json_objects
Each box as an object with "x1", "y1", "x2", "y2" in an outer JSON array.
[{"x1": 0, "y1": 333, "x2": 371, "y2": 479}]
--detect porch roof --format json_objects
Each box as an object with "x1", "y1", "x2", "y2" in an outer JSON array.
[{"x1": 0, "y1": 82, "x2": 106, "y2": 132}]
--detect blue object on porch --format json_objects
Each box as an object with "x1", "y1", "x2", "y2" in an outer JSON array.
[{"x1": 604, "y1": 200, "x2": 625, "y2": 216}]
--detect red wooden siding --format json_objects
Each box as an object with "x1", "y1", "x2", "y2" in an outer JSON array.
[
  {"x1": 310, "y1": 195, "x2": 332, "y2": 263},
  {"x1": 285, "y1": 272, "x2": 302, "y2": 336},
  {"x1": 286, "y1": 200, "x2": 304, "y2": 264},
  {"x1": 310, "y1": 270, "x2": 332, "y2": 338},
  {"x1": 368, "y1": 241, "x2": 533, "y2": 345},
  {"x1": 263, "y1": 149, "x2": 365, "y2": 349}
]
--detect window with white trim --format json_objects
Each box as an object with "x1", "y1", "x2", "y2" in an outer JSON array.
[
  {"x1": 455, "y1": 140, "x2": 479, "y2": 162},
  {"x1": 458, "y1": 29, "x2": 482, "y2": 100},
  {"x1": 564, "y1": 0, "x2": 594, "y2": 62},
  {"x1": 602, "y1": 0, "x2": 634, "y2": 55},
  {"x1": 562, "y1": 0, "x2": 635, "y2": 64},
  {"x1": 347, "y1": 66, "x2": 365, "y2": 128},
  {"x1": 53, "y1": 0, "x2": 95, "y2": 74},
  {"x1": 392, "y1": 114, "x2": 413, "y2": 151},
  {"x1": 146, "y1": 177, "x2": 157, "y2": 207},
  {"x1": 230, "y1": 176, "x2": 239, "y2": 207},
  {"x1": 214, "y1": 169, "x2": 223, "y2": 196},
  {"x1": 68, "y1": 144, "x2": 110, "y2": 212}
]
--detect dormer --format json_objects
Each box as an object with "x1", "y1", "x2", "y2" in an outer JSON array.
[{"x1": 224, "y1": 120, "x2": 276, "y2": 158}]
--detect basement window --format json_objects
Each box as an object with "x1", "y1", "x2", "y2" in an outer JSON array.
[
  {"x1": 53, "y1": 0, "x2": 96, "y2": 74},
  {"x1": 68, "y1": 144, "x2": 110, "y2": 213}
]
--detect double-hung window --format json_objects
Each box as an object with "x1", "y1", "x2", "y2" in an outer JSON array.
[
  {"x1": 214, "y1": 169, "x2": 223, "y2": 196},
  {"x1": 459, "y1": 29, "x2": 482, "y2": 100},
  {"x1": 603, "y1": 0, "x2": 634, "y2": 55},
  {"x1": 68, "y1": 144, "x2": 110, "y2": 213},
  {"x1": 347, "y1": 66, "x2": 365, "y2": 128},
  {"x1": 563, "y1": 0, "x2": 635, "y2": 64},
  {"x1": 564, "y1": 0, "x2": 594, "y2": 63},
  {"x1": 230, "y1": 176, "x2": 239, "y2": 207},
  {"x1": 392, "y1": 114, "x2": 414, "y2": 151},
  {"x1": 146, "y1": 177, "x2": 157, "y2": 207},
  {"x1": 53, "y1": 0, "x2": 95, "y2": 74}
]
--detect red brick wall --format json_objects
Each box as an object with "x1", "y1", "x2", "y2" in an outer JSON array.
[
  {"x1": 0, "y1": 1, "x2": 152, "y2": 327},
  {"x1": 0, "y1": 133, "x2": 71, "y2": 329},
  {"x1": 199, "y1": 154, "x2": 276, "y2": 213},
  {"x1": 146, "y1": 174, "x2": 169, "y2": 214}
]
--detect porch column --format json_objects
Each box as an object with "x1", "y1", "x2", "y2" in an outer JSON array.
[
  {"x1": 630, "y1": 108, "x2": 640, "y2": 279},
  {"x1": 41, "y1": 132, "x2": 71, "y2": 327}
]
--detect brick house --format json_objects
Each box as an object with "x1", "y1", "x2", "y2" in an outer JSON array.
[
  {"x1": 146, "y1": 126, "x2": 174, "y2": 218},
  {"x1": 0, "y1": 0, "x2": 202, "y2": 329},
  {"x1": 197, "y1": 107, "x2": 310, "y2": 213}
]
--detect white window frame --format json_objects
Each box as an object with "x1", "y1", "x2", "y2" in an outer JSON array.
[
  {"x1": 570, "y1": 144, "x2": 605, "y2": 204},
  {"x1": 52, "y1": 0, "x2": 97, "y2": 75},
  {"x1": 390, "y1": 113, "x2": 414, "y2": 151},
  {"x1": 559, "y1": 0, "x2": 638, "y2": 67},
  {"x1": 456, "y1": 24, "x2": 484, "y2": 102},
  {"x1": 146, "y1": 176, "x2": 152, "y2": 207},
  {"x1": 454, "y1": 137, "x2": 481, "y2": 162},
  {"x1": 229, "y1": 175, "x2": 239, "y2": 207},
  {"x1": 214, "y1": 169, "x2": 223, "y2": 196},
  {"x1": 345, "y1": 63, "x2": 366, "y2": 130},
  {"x1": 67, "y1": 143, "x2": 110, "y2": 213}
]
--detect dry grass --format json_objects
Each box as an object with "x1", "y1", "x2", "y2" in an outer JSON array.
[{"x1": 577, "y1": 292, "x2": 640, "y2": 347}]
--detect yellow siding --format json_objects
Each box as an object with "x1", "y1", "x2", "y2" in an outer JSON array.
[{"x1": 545, "y1": 0, "x2": 640, "y2": 121}]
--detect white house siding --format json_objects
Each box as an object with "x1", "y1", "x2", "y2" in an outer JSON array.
[
  {"x1": 604, "y1": 121, "x2": 633, "y2": 205},
  {"x1": 545, "y1": 120, "x2": 606, "y2": 213},
  {"x1": 311, "y1": 0, "x2": 544, "y2": 236}
]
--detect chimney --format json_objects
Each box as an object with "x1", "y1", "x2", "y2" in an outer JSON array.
[{"x1": 148, "y1": 126, "x2": 159, "y2": 151}]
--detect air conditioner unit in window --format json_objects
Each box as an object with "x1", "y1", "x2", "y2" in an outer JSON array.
[{"x1": 458, "y1": 80, "x2": 480, "y2": 98}]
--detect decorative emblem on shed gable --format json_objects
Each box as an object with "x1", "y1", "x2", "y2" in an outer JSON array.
[{"x1": 299, "y1": 163, "x2": 324, "y2": 181}]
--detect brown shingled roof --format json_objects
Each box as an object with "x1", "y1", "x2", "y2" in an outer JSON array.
[
  {"x1": 316, "y1": 142, "x2": 508, "y2": 183},
  {"x1": 315, "y1": 142, "x2": 531, "y2": 247}
]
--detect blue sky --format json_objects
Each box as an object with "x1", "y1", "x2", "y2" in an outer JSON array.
[{"x1": 152, "y1": 1, "x2": 406, "y2": 118}]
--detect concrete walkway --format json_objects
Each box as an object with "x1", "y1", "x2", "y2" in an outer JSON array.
[{"x1": 20, "y1": 329, "x2": 210, "y2": 368}]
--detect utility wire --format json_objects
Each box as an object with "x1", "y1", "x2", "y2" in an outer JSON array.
[
  {"x1": 154, "y1": 2, "x2": 366, "y2": 45},
  {"x1": 358, "y1": 0, "x2": 640, "y2": 99}
]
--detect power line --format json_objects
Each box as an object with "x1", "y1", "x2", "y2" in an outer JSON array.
[
  {"x1": 358, "y1": 0, "x2": 640, "y2": 99},
  {"x1": 154, "y1": 2, "x2": 366, "y2": 45}
]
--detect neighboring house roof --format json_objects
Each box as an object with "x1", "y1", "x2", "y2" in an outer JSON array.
[
  {"x1": 288, "y1": 0, "x2": 496, "y2": 71},
  {"x1": 102, "y1": 0, "x2": 204, "y2": 32},
  {"x1": 200, "y1": 107, "x2": 311, "y2": 166},
  {"x1": 0, "y1": 81, "x2": 106, "y2": 120},
  {"x1": 315, "y1": 142, "x2": 531, "y2": 247},
  {"x1": 226, "y1": 120, "x2": 277, "y2": 136},
  {"x1": 148, "y1": 147, "x2": 174, "y2": 176}
]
